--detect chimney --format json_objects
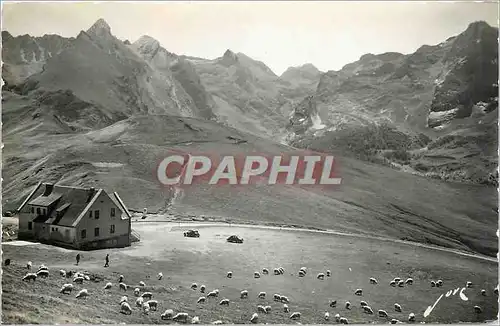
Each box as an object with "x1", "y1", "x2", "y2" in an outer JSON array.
[
  {"x1": 86, "y1": 187, "x2": 96, "y2": 203},
  {"x1": 43, "y1": 183, "x2": 54, "y2": 196}
]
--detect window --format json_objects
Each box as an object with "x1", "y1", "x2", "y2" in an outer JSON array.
[
  {"x1": 95, "y1": 210, "x2": 100, "y2": 220},
  {"x1": 28, "y1": 222, "x2": 32, "y2": 230},
  {"x1": 111, "y1": 208, "x2": 116, "y2": 217},
  {"x1": 94, "y1": 227, "x2": 100, "y2": 237},
  {"x1": 36, "y1": 207, "x2": 41, "y2": 215},
  {"x1": 81, "y1": 229, "x2": 86, "y2": 239},
  {"x1": 31, "y1": 207, "x2": 34, "y2": 213},
  {"x1": 42, "y1": 209, "x2": 46, "y2": 215},
  {"x1": 110, "y1": 224, "x2": 115, "y2": 234},
  {"x1": 89, "y1": 211, "x2": 93, "y2": 218}
]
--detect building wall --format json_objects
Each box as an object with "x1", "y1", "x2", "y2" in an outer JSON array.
[
  {"x1": 18, "y1": 204, "x2": 38, "y2": 240},
  {"x1": 75, "y1": 191, "x2": 130, "y2": 247},
  {"x1": 49, "y1": 225, "x2": 76, "y2": 244}
]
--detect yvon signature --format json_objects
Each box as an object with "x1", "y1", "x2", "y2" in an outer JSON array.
[{"x1": 423, "y1": 287, "x2": 468, "y2": 317}]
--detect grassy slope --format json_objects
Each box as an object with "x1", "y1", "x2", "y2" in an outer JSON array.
[{"x1": 2, "y1": 224, "x2": 498, "y2": 324}]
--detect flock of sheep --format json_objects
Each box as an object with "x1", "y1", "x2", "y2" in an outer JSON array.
[{"x1": 20, "y1": 260, "x2": 498, "y2": 324}]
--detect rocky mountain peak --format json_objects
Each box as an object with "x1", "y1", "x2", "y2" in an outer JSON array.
[
  {"x1": 86, "y1": 18, "x2": 112, "y2": 37},
  {"x1": 219, "y1": 49, "x2": 239, "y2": 66}
]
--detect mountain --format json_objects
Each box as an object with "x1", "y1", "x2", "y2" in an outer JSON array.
[{"x1": 287, "y1": 21, "x2": 498, "y2": 185}]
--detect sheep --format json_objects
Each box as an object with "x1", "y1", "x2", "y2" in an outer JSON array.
[
  {"x1": 118, "y1": 275, "x2": 124, "y2": 282},
  {"x1": 104, "y1": 282, "x2": 112, "y2": 290},
  {"x1": 120, "y1": 302, "x2": 132, "y2": 315},
  {"x1": 345, "y1": 301, "x2": 351, "y2": 309},
  {"x1": 141, "y1": 292, "x2": 153, "y2": 300},
  {"x1": 257, "y1": 305, "x2": 267, "y2": 313},
  {"x1": 278, "y1": 267, "x2": 285, "y2": 274},
  {"x1": 378, "y1": 310, "x2": 389, "y2": 318},
  {"x1": 436, "y1": 280, "x2": 443, "y2": 287},
  {"x1": 393, "y1": 277, "x2": 401, "y2": 283},
  {"x1": 161, "y1": 309, "x2": 174, "y2": 320},
  {"x1": 212, "y1": 321, "x2": 223, "y2": 325},
  {"x1": 369, "y1": 277, "x2": 378, "y2": 284},
  {"x1": 391, "y1": 319, "x2": 401, "y2": 324},
  {"x1": 466, "y1": 281, "x2": 472, "y2": 288},
  {"x1": 330, "y1": 300, "x2": 337, "y2": 308},
  {"x1": 136, "y1": 297, "x2": 144, "y2": 307},
  {"x1": 226, "y1": 271, "x2": 233, "y2": 278},
  {"x1": 474, "y1": 306, "x2": 482, "y2": 314},
  {"x1": 27, "y1": 261, "x2": 32, "y2": 270},
  {"x1": 324, "y1": 312, "x2": 330, "y2": 320},
  {"x1": 83, "y1": 275, "x2": 90, "y2": 281},
  {"x1": 405, "y1": 278, "x2": 414, "y2": 285},
  {"x1": 354, "y1": 288, "x2": 363, "y2": 296},
  {"x1": 280, "y1": 295, "x2": 290, "y2": 303},
  {"x1": 142, "y1": 302, "x2": 150, "y2": 314},
  {"x1": 146, "y1": 300, "x2": 158, "y2": 311},
  {"x1": 298, "y1": 270, "x2": 306, "y2": 277},
  {"x1": 390, "y1": 280, "x2": 396, "y2": 287},
  {"x1": 340, "y1": 317, "x2": 349, "y2": 324},
  {"x1": 300, "y1": 267, "x2": 307, "y2": 273},
  {"x1": 290, "y1": 312, "x2": 301, "y2": 320},
  {"x1": 241, "y1": 290, "x2": 249, "y2": 299},
  {"x1": 139, "y1": 281, "x2": 146, "y2": 287},
  {"x1": 120, "y1": 296, "x2": 128, "y2": 304},
  {"x1": 317, "y1": 273, "x2": 325, "y2": 280},
  {"x1": 254, "y1": 271, "x2": 261, "y2": 279},
  {"x1": 360, "y1": 301, "x2": 368, "y2": 307},
  {"x1": 274, "y1": 268, "x2": 280, "y2": 275},
  {"x1": 73, "y1": 276, "x2": 84, "y2": 284},
  {"x1": 494, "y1": 285, "x2": 499, "y2": 295},
  {"x1": 408, "y1": 313, "x2": 416, "y2": 322},
  {"x1": 191, "y1": 316, "x2": 200, "y2": 324},
  {"x1": 60, "y1": 283, "x2": 73, "y2": 294},
  {"x1": 326, "y1": 270, "x2": 331, "y2": 277},
  {"x1": 22, "y1": 273, "x2": 37, "y2": 282},
  {"x1": 283, "y1": 304, "x2": 289, "y2": 313},
  {"x1": 200, "y1": 285, "x2": 206, "y2": 293},
  {"x1": 119, "y1": 282, "x2": 128, "y2": 291},
  {"x1": 481, "y1": 289, "x2": 487, "y2": 296},
  {"x1": 38, "y1": 265, "x2": 48, "y2": 271},
  {"x1": 207, "y1": 291, "x2": 218, "y2": 298},
  {"x1": 173, "y1": 313, "x2": 189, "y2": 323},
  {"x1": 250, "y1": 313, "x2": 258, "y2": 323},
  {"x1": 258, "y1": 291, "x2": 266, "y2": 299},
  {"x1": 75, "y1": 289, "x2": 88, "y2": 299},
  {"x1": 197, "y1": 296, "x2": 206, "y2": 303},
  {"x1": 158, "y1": 272, "x2": 163, "y2": 280},
  {"x1": 431, "y1": 281, "x2": 436, "y2": 287},
  {"x1": 394, "y1": 303, "x2": 402, "y2": 312},
  {"x1": 36, "y1": 270, "x2": 49, "y2": 278},
  {"x1": 191, "y1": 283, "x2": 198, "y2": 290},
  {"x1": 264, "y1": 305, "x2": 272, "y2": 314},
  {"x1": 398, "y1": 280, "x2": 405, "y2": 287},
  {"x1": 363, "y1": 306, "x2": 374, "y2": 314},
  {"x1": 219, "y1": 299, "x2": 230, "y2": 306},
  {"x1": 59, "y1": 270, "x2": 66, "y2": 277},
  {"x1": 134, "y1": 288, "x2": 140, "y2": 296},
  {"x1": 273, "y1": 293, "x2": 281, "y2": 301},
  {"x1": 262, "y1": 268, "x2": 269, "y2": 275}
]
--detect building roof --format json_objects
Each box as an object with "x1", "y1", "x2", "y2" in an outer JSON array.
[{"x1": 18, "y1": 183, "x2": 131, "y2": 227}]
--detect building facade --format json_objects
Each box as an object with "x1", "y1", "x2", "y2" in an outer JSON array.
[{"x1": 16, "y1": 182, "x2": 135, "y2": 250}]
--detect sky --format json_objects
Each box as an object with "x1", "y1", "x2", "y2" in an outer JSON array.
[{"x1": 2, "y1": 1, "x2": 498, "y2": 75}]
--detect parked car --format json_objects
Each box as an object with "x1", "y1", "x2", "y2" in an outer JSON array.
[
  {"x1": 227, "y1": 235, "x2": 244, "y2": 243},
  {"x1": 184, "y1": 230, "x2": 200, "y2": 238}
]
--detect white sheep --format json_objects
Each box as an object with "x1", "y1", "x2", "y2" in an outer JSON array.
[
  {"x1": 83, "y1": 275, "x2": 90, "y2": 281},
  {"x1": 398, "y1": 280, "x2": 405, "y2": 287},
  {"x1": 161, "y1": 309, "x2": 174, "y2": 320},
  {"x1": 250, "y1": 313, "x2": 258, "y2": 323},
  {"x1": 120, "y1": 296, "x2": 128, "y2": 304},
  {"x1": 191, "y1": 316, "x2": 200, "y2": 324},
  {"x1": 75, "y1": 289, "x2": 88, "y2": 299},
  {"x1": 212, "y1": 321, "x2": 223, "y2": 325},
  {"x1": 317, "y1": 273, "x2": 325, "y2": 280},
  {"x1": 326, "y1": 270, "x2": 331, "y2": 277},
  {"x1": 340, "y1": 317, "x2": 349, "y2": 324},
  {"x1": 200, "y1": 285, "x2": 206, "y2": 293},
  {"x1": 300, "y1": 267, "x2": 307, "y2": 273},
  {"x1": 290, "y1": 312, "x2": 301, "y2": 320},
  {"x1": 390, "y1": 280, "x2": 396, "y2": 287},
  {"x1": 38, "y1": 264, "x2": 48, "y2": 271},
  {"x1": 158, "y1": 272, "x2": 163, "y2": 280},
  {"x1": 363, "y1": 306, "x2": 374, "y2": 314},
  {"x1": 394, "y1": 303, "x2": 402, "y2": 312},
  {"x1": 119, "y1": 274, "x2": 124, "y2": 282},
  {"x1": 219, "y1": 299, "x2": 230, "y2": 306},
  {"x1": 59, "y1": 270, "x2": 66, "y2": 277},
  {"x1": 119, "y1": 282, "x2": 128, "y2": 291},
  {"x1": 22, "y1": 273, "x2": 37, "y2": 282},
  {"x1": 466, "y1": 281, "x2": 472, "y2": 288},
  {"x1": 146, "y1": 300, "x2": 158, "y2": 311},
  {"x1": 354, "y1": 288, "x2": 363, "y2": 296},
  {"x1": 370, "y1": 277, "x2": 378, "y2": 284},
  {"x1": 273, "y1": 293, "x2": 281, "y2": 301},
  {"x1": 134, "y1": 287, "x2": 140, "y2": 296},
  {"x1": 197, "y1": 296, "x2": 206, "y2": 303},
  {"x1": 191, "y1": 283, "x2": 198, "y2": 290},
  {"x1": 207, "y1": 291, "x2": 218, "y2": 298},
  {"x1": 298, "y1": 270, "x2": 306, "y2": 277},
  {"x1": 27, "y1": 261, "x2": 32, "y2": 269},
  {"x1": 141, "y1": 292, "x2": 153, "y2": 300},
  {"x1": 278, "y1": 267, "x2": 285, "y2": 274},
  {"x1": 257, "y1": 305, "x2": 267, "y2": 313},
  {"x1": 226, "y1": 271, "x2": 233, "y2": 278},
  {"x1": 142, "y1": 302, "x2": 150, "y2": 314},
  {"x1": 254, "y1": 271, "x2": 261, "y2": 279},
  {"x1": 324, "y1": 312, "x2": 330, "y2": 320},
  {"x1": 436, "y1": 280, "x2": 443, "y2": 287},
  {"x1": 120, "y1": 302, "x2": 132, "y2": 315},
  {"x1": 274, "y1": 268, "x2": 280, "y2": 275},
  {"x1": 136, "y1": 297, "x2": 144, "y2": 307},
  {"x1": 60, "y1": 283, "x2": 73, "y2": 294},
  {"x1": 378, "y1": 310, "x2": 388, "y2": 318},
  {"x1": 104, "y1": 282, "x2": 112, "y2": 290},
  {"x1": 173, "y1": 313, "x2": 189, "y2": 323},
  {"x1": 73, "y1": 276, "x2": 84, "y2": 284},
  {"x1": 262, "y1": 268, "x2": 269, "y2": 275},
  {"x1": 405, "y1": 278, "x2": 414, "y2": 285},
  {"x1": 345, "y1": 301, "x2": 351, "y2": 309},
  {"x1": 474, "y1": 306, "x2": 482, "y2": 314},
  {"x1": 431, "y1": 280, "x2": 436, "y2": 287},
  {"x1": 330, "y1": 300, "x2": 337, "y2": 307},
  {"x1": 258, "y1": 291, "x2": 266, "y2": 299},
  {"x1": 393, "y1": 277, "x2": 401, "y2": 282},
  {"x1": 408, "y1": 313, "x2": 416, "y2": 322},
  {"x1": 280, "y1": 295, "x2": 290, "y2": 303},
  {"x1": 481, "y1": 289, "x2": 486, "y2": 296},
  {"x1": 36, "y1": 270, "x2": 49, "y2": 278},
  {"x1": 335, "y1": 314, "x2": 341, "y2": 322},
  {"x1": 360, "y1": 301, "x2": 368, "y2": 307},
  {"x1": 241, "y1": 290, "x2": 249, "y2": 299},
  {"x1": 391, "y1": 319, "x2": 401, "y2": 324},
  {"x1": 139, "y1": 281, "x2": 146, "y2": 287},
  {"x1": 494, "y1": 285, "x2": 499, "y2": 295},
  {"x1": 264, "y1": 305, "x2": 272, "y2": 314},
  {"x1": 283, "y1": 304, "x2": 289, "y2": 313}
]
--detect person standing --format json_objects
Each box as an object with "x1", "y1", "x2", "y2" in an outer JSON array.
[
  {"x1": 76, "y1": 253, "x2": 81, "y2": 266},
  {"x1": 104, "y1": 254, "x2": 109, "y2": 267}
]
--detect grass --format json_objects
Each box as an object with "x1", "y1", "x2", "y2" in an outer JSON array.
[{"x1": 2, "y1": 223, "x2": 498, "y2": 324}]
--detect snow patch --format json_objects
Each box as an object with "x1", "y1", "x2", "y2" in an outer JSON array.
[
  {"x1": 91, "y1": 162, "x2": 125, "y2": 168},
  {"x1": 311, "y1": 113, "x2": 326, "y2": 130}
]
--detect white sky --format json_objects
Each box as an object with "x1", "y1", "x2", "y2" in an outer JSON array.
[{"x1": 2, "y1": 1, "x2": 498, "y2": 75}]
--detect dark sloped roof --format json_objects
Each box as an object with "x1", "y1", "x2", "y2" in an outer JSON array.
[{"x1": 28, "y1": 192, "x2": 62, "y2": 206}]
